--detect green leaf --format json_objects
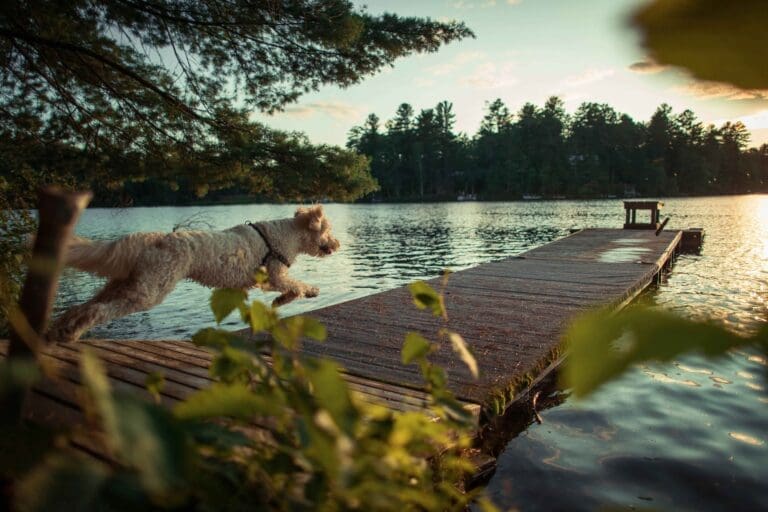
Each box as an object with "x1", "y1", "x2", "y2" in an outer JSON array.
[
  {"x1": 301, "y1": 420, "x2": 340, "y2": 481},
  {"x1": 306, "y1": 360, "x2": 355, "y2": 434},
  {"x1": 80, "y1": 349, "x2": 116, "y2": 431},
  {"x1": 408, "y1": 281, "x2": 445, "y2": 318},
  {"x1": 389, "y1": 412, "x2": 446, "y2": 448},
  {"x1": 424, "y1": 365, "x2": 447, "y2": 389},
  {"x1": 402, "y1": 332, "x2": 432, "y2": 364},
  {"x1": 16, "y1": 454, "x2": 109, "y2": 512},
  {"x1": 174, "y1": 383, "x2": 279, "y2": 420},
  {"x1": 209, "y1": 347, "x2": 256, "y2": 383},
  {"x1": 192, "y1": 328, "x2": 259, "y2": 355},
  {"x1": 107, "y1": 396, "x2": 190, "y2": 498},
  {"x1": 632, "y1": 0, "x2": 768, "y2": 89},
  {"x1": 302, "y1": 316, "x2": 327, "y2": 342},
  {"x1": 250, "y1": 300, "x2": 275, "y2": 332},
  {"x1": 0, "y1": 358, "x2": 40, "y2": 397},
  {"x1": 145, "y1": 371, "x2": 165, "y2": 404},
  {"x1": 80, "y1": 349, "x2": 190, "y2": 497},
  {"x1": 254, "y1": 266, "x2": 269, "y2": 285},
  {"x1": 210, "y1": 288, "x2": 247, "y2": 324},
  {"x1": 476, "y1": 497, "x2": 502, "y2": 512},
  {"x1": 0, "y1": 424, "x2": 55, "y2": 479},
  {"x1": 432, "y1": 395, "x2": 475, "y2": 426},
  {"x1": 191, "y1": 327, "x2": 237, "y2": 350},
  {"x1": 272, "y1": 316, "x2": 306, "y2": 350},
  {"x1": 445, "y1": 330, "x2": 478, "y2": 378},
  {"x1": 562, "y1": 308, "x2": 755, "y2": 397},
  {"x1": 185, "y1": 422, "x2": 253, "y2": 450}
]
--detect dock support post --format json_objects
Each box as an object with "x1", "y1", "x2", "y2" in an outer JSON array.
[
  {"x1": 4, "y1": 187, "x2": 91, "y2": 427},
  {"x1": 8, "y1": 187, "x2": 92, "y2": 358}
]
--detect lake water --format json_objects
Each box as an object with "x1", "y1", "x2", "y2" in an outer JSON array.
[{"x1": 56, "y1": 196, "x2": 768, "y2": 511}]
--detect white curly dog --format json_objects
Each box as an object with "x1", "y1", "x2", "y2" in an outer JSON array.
[{"x1": 48, "y1": 205, "x2": 340, "y2": 342}]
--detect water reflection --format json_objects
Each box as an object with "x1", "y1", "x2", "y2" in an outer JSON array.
[{"x1": 728, "y1": 432, "x2": 764, "y2": 447}]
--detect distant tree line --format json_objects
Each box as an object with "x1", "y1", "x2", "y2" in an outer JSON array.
[{"x1": 347, "y1": 97, "x2": 768, "y2": 200}]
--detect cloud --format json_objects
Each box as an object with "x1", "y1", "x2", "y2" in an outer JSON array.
[
  {"x1": 427, "y1": 51, "x2": 486, "y2": 76},
  {"x1": 414, "y1": 77, "x2": 436, "y2": 88},
  {"x1": 562, "y1": 68, "x2": 615, "y2": 87},
  {"x1": 452, "y1": 0, "x2": 496, "y2": 8},
  {"x1": 428, "y1": 51, "x2": 517, "y2": 89},
  {"x1": 734, "y1": 110, "x2": 768, "y2": 129},
  {"x1": 560, "y1": 91, "x2": 587, "y2": 104},
  {"x1": 628, "y1": 59, "x2": 668, "y2": 74},
  {"x1": 281, "y1": 101, "x2": 363, "y2": 120},
  {"x1": 452, "y1": 0, "x2": 520, "y2": 7},
  {"x1": 675, "y1": 81, "x2": 768, "y2": 101},
  {"x1": 459, "y1": 62, "x2": 518, "y2": 89},
  {"x1": 747, "y1": 128, "x2": 768, "y2": 147}
]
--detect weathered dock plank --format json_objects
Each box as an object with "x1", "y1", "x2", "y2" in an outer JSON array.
[{"x1": 1, "y1": 228, "x2": 681, "y2": 434}]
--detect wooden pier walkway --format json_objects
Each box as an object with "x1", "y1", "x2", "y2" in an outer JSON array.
[
  {"x1": 1, "y1": 228, "x2": 682, "y2": 439},
  {"x1": 245, "y1": 228, "x2": 682, "y2": 415}
]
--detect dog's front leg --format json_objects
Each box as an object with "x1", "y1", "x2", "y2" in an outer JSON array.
[{"x1": 267, "y1": 262, "x2": 319, "y2": 307}]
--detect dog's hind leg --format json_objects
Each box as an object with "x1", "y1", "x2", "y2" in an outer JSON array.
[{"x1": 48, "y1": 262, "x2": 187, "y2": 342}]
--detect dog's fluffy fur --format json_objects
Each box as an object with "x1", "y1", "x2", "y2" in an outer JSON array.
[{"x1": 48, "y1": 205, "x2": 339, "y2": 342}]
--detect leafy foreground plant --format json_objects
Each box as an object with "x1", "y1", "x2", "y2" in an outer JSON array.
[
  {"x1": 561, "y1": 307, "x2": 768, "y2": 398},
  {"x1": 4, "y1": 279, "x2": 497, "y2": 511}
]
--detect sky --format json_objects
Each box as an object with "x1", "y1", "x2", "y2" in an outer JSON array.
[{"x1": 253, "y1": 0, "x2": 768, "y2": 148}]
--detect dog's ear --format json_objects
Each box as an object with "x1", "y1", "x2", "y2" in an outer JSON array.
[{"x1": 294, "y1": 205, "x2": 324, "y2": 231}]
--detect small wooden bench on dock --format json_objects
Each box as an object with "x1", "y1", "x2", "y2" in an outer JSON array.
[{"x1": 624, "y1": 200, "x2": 663, "y2": 230}]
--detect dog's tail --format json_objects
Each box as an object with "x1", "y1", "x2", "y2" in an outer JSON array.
[{"x1": 65, "y1": 235, "x2": 139, "y2": 279}]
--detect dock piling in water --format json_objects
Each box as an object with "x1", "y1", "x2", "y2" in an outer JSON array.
[{"x1": 681, "y1": 228, "x2": 704, "y2": 253}]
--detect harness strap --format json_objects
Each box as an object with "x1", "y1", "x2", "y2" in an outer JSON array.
[{"x1": 247, "y1": 222, "x2": 291, "y2": 268}]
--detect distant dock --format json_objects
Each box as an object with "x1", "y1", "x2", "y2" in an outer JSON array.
[{"x1": 1, "y1": 228, "x2": 684, "y2": 469}]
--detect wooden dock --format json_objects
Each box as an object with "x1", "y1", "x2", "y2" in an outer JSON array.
[
  {"x1": 275, "y1": 228, "x2": 681, "y2": 415},
  {"x1": 1, "y1": 228, "x2": 682, "y2": 451}
]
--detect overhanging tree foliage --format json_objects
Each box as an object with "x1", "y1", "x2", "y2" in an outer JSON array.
[
  {"x1": 0, "y1": 0, "x2": 473, "y2": 201},
  {"x1": 0, "y1": 0, "x2": 473, "y2": 334}
]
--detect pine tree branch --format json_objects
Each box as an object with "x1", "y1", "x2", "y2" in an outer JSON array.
[{"x1": 0, "y1": 27, "x2": 205, "y2": 122}]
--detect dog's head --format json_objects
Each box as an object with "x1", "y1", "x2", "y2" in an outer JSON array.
[{"x1": 293, "y1": 205, "x2": 340, "y2": 257}]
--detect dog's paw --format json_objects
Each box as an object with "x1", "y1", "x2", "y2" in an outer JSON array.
[
  {"x1": 272, "y1": 291, "x2": 298, "y2": 307},
  {"x1": 305, "y1": 286, "x2": 320, "y2": 298}
]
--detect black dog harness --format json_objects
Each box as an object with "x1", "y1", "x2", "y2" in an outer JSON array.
[{"x1": 247, "y1": 222, "x2": 291, "y2": 268}]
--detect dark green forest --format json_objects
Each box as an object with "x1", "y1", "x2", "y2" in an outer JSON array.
[{"x1": 347, "y1": 97, "x2": 768, "y2": 201}]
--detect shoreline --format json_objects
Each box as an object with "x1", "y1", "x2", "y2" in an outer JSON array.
[{"x1": 87, "y1": 191, "x2": 768, "y2": 209}]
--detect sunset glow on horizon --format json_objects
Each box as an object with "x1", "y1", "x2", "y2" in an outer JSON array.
[{"x1": 255, "y1": 0, "x2": 768, "y2": 148}]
